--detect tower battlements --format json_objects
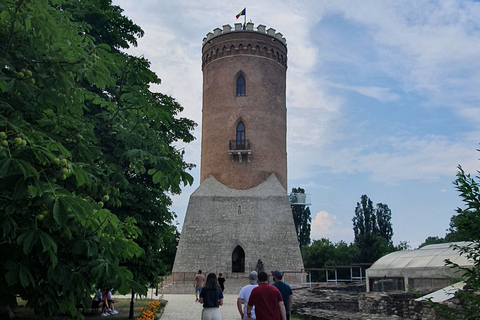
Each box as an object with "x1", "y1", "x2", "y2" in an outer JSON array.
[{"x1": 202, "y1": 22, "x2": 287, "y2": 47}]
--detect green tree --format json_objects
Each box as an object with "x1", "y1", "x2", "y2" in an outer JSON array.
[
  {"x1": 290, "y1": 187, "x2": 312, "y2": 247},
  {"x1": 431, "y1": 164, "x2": 480, "y2": 319},
  {"x1": 446, "y1": 165, "x2": 480, "y2": 242},
  {"x1": 352, "y1": 195, "x2": 394, "y2": 263},
  {"x1": 419, "y1": 236, "x2": 447, "y2": 248},
  {"x1": 301, "y1": 238, "x2": 359, "y2": 282},
  {"x1": 0, "y1": 0, "x2": 195, "y2": 318},
  {"x1": 376, "y1": 203, "x2": 393, "y2": 245},
  {"x1": 60, "y1": 0, "x2": 196, "y2": 289}
]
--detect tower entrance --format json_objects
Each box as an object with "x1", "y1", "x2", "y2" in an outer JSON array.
[{"x1": 232, "y1": 245, "x2": 245, "y2": 273}]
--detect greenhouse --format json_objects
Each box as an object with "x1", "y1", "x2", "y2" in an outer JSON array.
[{"x1": 366, "y1": 242, "x2": 473, "y2": 293}]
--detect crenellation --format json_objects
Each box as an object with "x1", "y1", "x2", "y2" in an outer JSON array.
[
  {"x1": 202, "y1": 23, "x2": 287, "y2": 47},
  {"x1": 267, "y1": 28, "x2": 276, "y2": 36},
  {"x1": 213, "y1": 27, "x2": 222, "y2": 36}
]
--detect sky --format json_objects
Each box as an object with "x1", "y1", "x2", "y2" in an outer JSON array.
[{"x1": 113, "y1": 0, "x2": 480, "y2": 249}]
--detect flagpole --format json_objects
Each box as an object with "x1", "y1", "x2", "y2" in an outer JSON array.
[{"x1": 244, "y1": 7, "x2": 246, "y2": 26}]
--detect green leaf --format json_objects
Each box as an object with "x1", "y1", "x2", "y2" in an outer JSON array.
[
  {"x1": 22, "y1": 232, "x2": 36, "y2": 255},
  {"x1": 0, "y1": 158, "x2": 11, "y2": 178},
  {"x1": 92, "y1": 96, "x2": 102, "y2": 105},
  {"x1": 53, "y1": 198, "x2": 67, "y2": 226},
  {"x1": 19, "y1": 265, "x2": 33, "y2": 288},
  {"x1": 96, "y1": 43, "x2": 111, "y2": 51},
  {"x1": 152, "y1": 170, "x2": 165, "y2": 186},
  {"x1": 5, "y1": 268, "x2": 18, "y2": 286}
]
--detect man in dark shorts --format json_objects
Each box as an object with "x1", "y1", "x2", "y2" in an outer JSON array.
[{"x1": 194, "y1": 270, "x2": 205, "y2": 302}]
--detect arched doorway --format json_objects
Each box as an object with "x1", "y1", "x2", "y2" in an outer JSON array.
[{"x1": 232, "y1": 245, "x2": 245, "y2": 273}]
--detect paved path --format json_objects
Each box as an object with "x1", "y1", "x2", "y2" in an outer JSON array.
[{"x1": 161, "y1": 294, "x2": 242, "y2": 320}]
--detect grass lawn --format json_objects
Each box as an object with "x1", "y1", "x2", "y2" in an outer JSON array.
[{"x1": 12, "y1": 298, "x2": 166, "y2": 320}]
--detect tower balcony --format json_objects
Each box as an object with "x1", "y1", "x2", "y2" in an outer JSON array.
[
  {"x1": 228, "y1": 140, "x2": 251, "y2": 163},
  {"x1": 289, "y1": 193, "x2": 311, "y2": 206}
]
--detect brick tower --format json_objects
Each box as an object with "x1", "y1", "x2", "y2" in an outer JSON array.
[{"x1": 172, "y1": 22, "x2": 304, "y2": 284}]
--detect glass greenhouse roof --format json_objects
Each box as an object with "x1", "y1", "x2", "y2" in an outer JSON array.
[{"x1": 370, "y1": 242, "x2": 474, "y2": 270}]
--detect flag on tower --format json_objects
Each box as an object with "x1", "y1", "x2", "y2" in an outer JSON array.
[{"x1": 236, "y1": 8, "x2": 246, "y2": 19}]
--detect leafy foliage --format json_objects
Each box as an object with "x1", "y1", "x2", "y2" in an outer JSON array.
[
  {"x1": 0, "y1": 0, "x2": 195, "y2": 318},
  {"x1": 290, "y1": 187, "x2": 312, "y2": 247},
  {"x1": 352, "y1": 195, "x2": 395, "y2": 263},
  {"x1": 429, "y1": 163, "x2": 480, "y2": 319},
  {"x1": 301, "y1": 238, "x2": 359, "y2": 282},
  {"x1": 419, "y1": 236, "x2": 448, "y2": 248}
]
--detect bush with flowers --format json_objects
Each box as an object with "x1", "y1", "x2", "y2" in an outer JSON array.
[{"x1": 137, "y1": 300, "x2": 161, "y2": 320}]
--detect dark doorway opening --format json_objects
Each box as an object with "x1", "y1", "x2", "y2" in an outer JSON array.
[{"x1": 232, "y1": 245, "x2": 245, "y2": 273}]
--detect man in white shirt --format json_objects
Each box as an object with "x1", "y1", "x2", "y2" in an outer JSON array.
[{"x1": 237, "y1": 271, "x2": 258, "y2": 319}]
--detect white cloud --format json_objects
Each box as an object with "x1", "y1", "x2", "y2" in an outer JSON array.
[
  {"x1": 326, "y1": 82, "x2": 399, "y2": 102},
  {"x1": 311, "y1": 211, "x2": 353, "y2": 242}
]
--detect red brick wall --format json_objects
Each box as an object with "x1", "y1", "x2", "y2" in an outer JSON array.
[{"x1": 201, "y1": 31, "x2": 288, "y2": 190}]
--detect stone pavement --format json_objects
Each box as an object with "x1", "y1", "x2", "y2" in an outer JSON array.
[{"x1": 161, "y1": 294, "x2": 242, "y2": 320}]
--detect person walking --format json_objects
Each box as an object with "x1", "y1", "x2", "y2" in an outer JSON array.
[
  {"x1": 218, "y1": 273, "x2": 225, "y2": 292},
  {"x1": 237, "y1": 271, "x2": 258, "y2": 319},
  {"x1": 199, "y1": 273, "x2": 224, "y2": 320},
  {"x1": 246, "y1": 271, "x2": 286, "y2": 320},
  {"x1": 271, "y1": 270, "x2": 293, "y2": 320},
  {"x1": 195, "y1": 270, "x2": 206, "y2": 302}
]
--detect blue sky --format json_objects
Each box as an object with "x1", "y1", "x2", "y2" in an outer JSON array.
[{"x1": 113, "y1": 0, "x2": 480, "y2": 248}]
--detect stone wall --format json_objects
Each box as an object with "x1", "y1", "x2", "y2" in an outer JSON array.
[
  {"x1": 172, "y1": 175, "x2": 304, "y2": 278},
  {"x1": 293, "y1": 285, "x2": 451, "y2": 320},
  {"x1": 358, "y1": 292, "x2": 442, "y2": 320}
]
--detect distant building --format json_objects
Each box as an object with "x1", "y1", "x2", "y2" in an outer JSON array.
[
  {"x1": 366, "y1": 242, "x2": 473, "y2": 293},
  {"x1": 172, "y1": 22, "x2": 304, "y2": 283}
]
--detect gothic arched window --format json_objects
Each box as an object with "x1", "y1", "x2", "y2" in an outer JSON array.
[
  {"x1": 236, "y1": 122, "x2": 245, "y2": 149},
  {"x1": 236, "y1": 75, "x2": 245, "y2": 96}
]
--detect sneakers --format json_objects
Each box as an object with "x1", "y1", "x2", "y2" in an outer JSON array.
[
  {"x1": 111, "y1": 310, "x2": 118, "y2": 315},
  {"x1": 195, "y1": 298, "x2": 198, "y2": 302},
  {"x1": 101, "y1": 312, "x2": 109, "y2": 316}
]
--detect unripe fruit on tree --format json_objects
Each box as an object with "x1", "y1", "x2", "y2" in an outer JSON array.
[
  {"x1": 25, "y1": 70, "x2": 32, "y2": 77},
  {"x1": 61, "y1": 168, "x2": 68, "y2": 174},
  {"x1": 14, "y1": 137, "x2": 22, "y2": 145},
  {"x1": 53, "y1": 158, "x2": 60, "y2": 165},
  {"x1": 0, "y1": 132, "x2": 6, "y2": 139},
  {"x1": 36, "y1": 214, "x2": 44, "y2": 221},
  {"x1": 98, "y1": 201, "x2": 104, "y2": 208},
  {"x1": 1, "y1": 140, "x2": 7, "y2": 147},
  {"x1": 21, "y1": 140, "x2": 26, "y2": 146},
  {"x1": 61, "y1": 159, "x2": 67, "y2": 165},
  {"x1": 30, "y1": 78, "x2": 35, "y2": 84},
  {"x1": 60, "y1": 174, "x2": 67, "y2": 180},
  {"x1": 16, "y1": 72, "x2": 24, "y2": 79},
  {"x1": 102, "y1": 195, "x2": 109, "y2": 202},
  {"x1": 42, "y1": 211, "x2": 48, "y2": 215}
]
